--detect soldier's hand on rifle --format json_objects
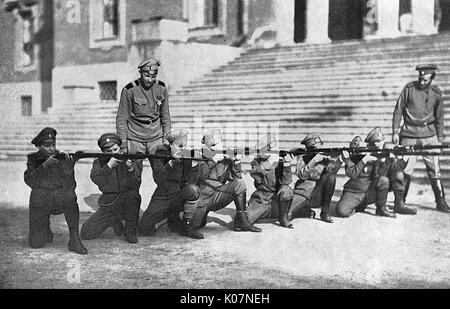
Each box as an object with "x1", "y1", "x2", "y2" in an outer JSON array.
[
  {"x1": 362, "y1": 153, "x2": 378, "y2": 164},
  {"x1": 392, "y1": 133, "x2": 400, "y2": 145},
  {"x1": 341, "y1": 150, "x2": 350, "y2": 159},
  {"x1": 125, "y1": 159, "x2": 134, "y2": 171},
  {"x1": 314, "y1": 153, "x2": 326, "y2": 162},
  {"x1": 42, "y1": 155, "x2": 59, "y2": 169},
  {"x1": 283, "y1": 154, "x2": 294, "y2": 165},
  {"x1": 234, "y1": 154, "x2": 243, "y2": 162},
  {"x1": 191, "y1": 151, "x2": 203, "y2": 167},
  {"x1": 107, "y1": 157, "x2": 122, "y2": 168},
  {"x1": 212, "y1": 153, "x2": 228, "y2": 163}
]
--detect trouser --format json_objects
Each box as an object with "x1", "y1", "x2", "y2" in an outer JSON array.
[
  {"x1": 28, "y1": 189, "x2": 80, "y2": 248},
  {"x1": 192, "y1": 179, "x2": 247, "y2": 227},
  {"x1": 335, "y1": 176, "x2": 389, "y2": 218},
  {"x1": 80, "y1": 190, "x2": 141, "y2": 240},
  {"x1": 128, "y1": 138, "x2": 163, "y2": 183},
  {"x1": 246, "y1": 185, "x2": 294, "y2": 224},
  {"x1": 290, "y1": 173, "x2": 337, "y2": 218},
  {"x1": 401, "y1": 136, "x2": 441, "y2": 180},
  {"x1": 138, "y1": 184, "x2": 200, "y2": 235}
]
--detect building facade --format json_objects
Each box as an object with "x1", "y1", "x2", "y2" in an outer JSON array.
[{"x1": 1, "y1": 0, "x2": 449, "y2": 117}]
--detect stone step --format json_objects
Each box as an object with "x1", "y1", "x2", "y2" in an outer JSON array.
[{"x1": 230, "y1": 49, "x2": 450, "y2": 67}]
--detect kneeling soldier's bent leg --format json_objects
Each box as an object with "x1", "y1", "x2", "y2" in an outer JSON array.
[
  {"x1": 336, "y1": 191, "x2": 365, "y2": 218},
  {"x1": 29, "y1": 206, "x2": 50, "y2": 249},
  {"x1": 313, "y1": 173, "x2": 336, "y2": 223},
  {"x1": 81, "y1": 206, "x2": 116, "y2": 240},
  {"x1": 122, "y1": 190, "x2": 141, "y2": 243},
  {"x1": 179, "y1": 184, "x2": 203, "y2": 239},
  {"x1": 64, "y1": 201, "x2": 88, "y2": 255},
  {"x1": 278, "y1": 185, "x2": 294, "y2": 229},
  {"x1": 139, "y1": 198, "x2": 168, "y2": 236},
  {"x1": 233, "y1": 180, "x2": 261, "y2": 233},
  {"x1": 373, "y1": 176, "x2": 396, "y2": 218}
]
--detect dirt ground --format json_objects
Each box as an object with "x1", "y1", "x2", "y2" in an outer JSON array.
[{"x1": 0, "y1": 160, "x2": 449, "y2": 289}]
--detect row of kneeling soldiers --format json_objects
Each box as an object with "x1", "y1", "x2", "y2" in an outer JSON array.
[{"x1": 24, "y1": 126, "x2": 449, "y2": 255}]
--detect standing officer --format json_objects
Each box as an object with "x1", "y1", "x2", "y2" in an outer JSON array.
[
  {"x1": 24, "y1": 127, "x2": 87, "y2": 254},
  {"x1": 335, "y1": 128, "x2": 397, "y2": 218},
  {"x1": 81, "y1": 133, "x2": 142, "y2": 243},
  {"x1": 392, "y1": 64, "x2": 450, "y2": 213},
  {"x1": 193, "y1": 129, "x2": 261, "y2": 233},
  {"x1": 138, "y1": 129, "x2": 203, "y2": 239},
  {"x1": 290, "y1": 133, "x2": 343, "y2": 223},
  {"x1": 116, "y1": 57, "x2": 171, "y2": 182},
  {"x1": 245, "y1": 137, "x2": 294, "y2": 229}
]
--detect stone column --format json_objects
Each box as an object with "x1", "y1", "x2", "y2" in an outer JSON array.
[
  {"x1": 375, "y1": 0, "x2": 401, "y2": 38},
  {"x1": 411, "y1": 0, "x2": 437, "y2": 35},
  {"x1": 305, "y1": 0, "x2": 330, "y2": 43},
  {"x1": 273, "y1": 0, "x2": 295, "y2": 45}
]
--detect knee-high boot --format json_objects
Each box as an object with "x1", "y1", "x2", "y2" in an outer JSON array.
[
  {"x1": 431, "y1": 179, "x2": 450, "y2": 213},
  {"x1": 234, "y1": 191, "x2": 262, "y2": 232},
  {"x1": 278, "y1": 199, "x2": 293, "y2": 229},
  {"x1": 64, "y1": 208, "x2": 88, "y2": 255}
]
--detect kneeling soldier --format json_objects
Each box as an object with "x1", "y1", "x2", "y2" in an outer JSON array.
[
  {"x1": 138, "y1": 129, "x2": 203, "y2": 239},
  {"x1": 24, "y1": 127, "x2": 87, "y2": 254},
  {"x1": 194, "y1": 129, "x2": 261, "y2": 232},
  {"x1": 245, "y1": 138, "x2": 294, "y2": 229},
  {"x1": 290, "y1": 133, "x2": 343, "y2": 223},
  {"x1": 81, "y1": 133, "x2": 142, "y2": 243},
  {"x1": 336, "y1": 128, "x2": 396, "y2": 218}
]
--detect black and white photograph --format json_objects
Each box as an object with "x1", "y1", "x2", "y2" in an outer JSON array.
[{"x1": 0, "y1": 0, "x2": 449, "y2": 293}]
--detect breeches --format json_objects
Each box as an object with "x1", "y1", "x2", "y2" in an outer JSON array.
[
  {"x1": 80, "y1": 190, "x2": 141, "y2": 240},
  {"x1": 400, "y1": 136, "x2": 441, "y2": 179},
  {"x1": 336, "y1": 176, "x2": 389, "y2": 217},
  {"x1": 246, "y1": 185, "x2": 293, "y2": 224},
  {"x1": 28, "y1": 189, "x2": 79, "y2": 248},
  {"x1": 138, "y1": 184, "x2": 199, "y2": 234}
]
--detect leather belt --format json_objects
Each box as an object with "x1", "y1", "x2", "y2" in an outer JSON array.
[{"x1": 134, "y1": 117, "x2": 159, "y2": 125}]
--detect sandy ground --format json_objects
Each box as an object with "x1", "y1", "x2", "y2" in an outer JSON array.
[{"x1": 0, "y1": 160, "x2": 449, "y2": 289}]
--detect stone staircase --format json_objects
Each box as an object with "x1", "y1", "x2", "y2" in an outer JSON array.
[{"x1": 2, "y1": 33, "x2": 450, "y2": 180}]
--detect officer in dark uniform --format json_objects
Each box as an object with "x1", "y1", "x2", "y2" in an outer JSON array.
[
  {"x1": 116, "y1": 58, "x2": 171, "y2": 183},
  {"x1": 290, "y1": 133, "x2": 343, "y2": 223},
  {"x1": 138, "y1": 129, "x2": 203, "y2": 239},
  {"x1": 80, "y1": 133, "x2": 142, "y2": 243},
  {"x1": 24, "y1": 127, "x2": 88, "y2": 254},
  {"x1": 336, "y1": 128, "x2": 397, "y2": 218},
  {"x1": 193, "y1": 129, "x2": 261, "y2": 233},
  {"x1": 392, "y1": 64, "x2": 450, "y2": 213}
]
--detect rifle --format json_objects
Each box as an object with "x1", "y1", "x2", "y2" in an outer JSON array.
[
  {"x1": 285, "y1": 145, "x2": 449, "y2": 157},
  {"x1": 54, "y1": 151, "x2": 212, "y2": 162}
]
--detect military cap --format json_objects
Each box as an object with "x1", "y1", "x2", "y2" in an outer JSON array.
[
  {"x1": 301, "y1": 133, "x2": 323, "y2": 149},
  {"x1": 138, "y1": 58, "x2": 161, "y2": 74},
  {"x1": 349, "y1": 136, "x2": 363, "y2": 149},
  {"x1": 98, "y1": 133, "x2": 122, "y2": 150},
  {"x1": 415, "y1": 64, "x2": 437, "y2": 75},
  {"x1": 365, "y1": 127, "x2": 385, "y2": 145},
  {"x1": 31, "y1": 127, "x2": 57, "y2": 146},
  {"x1": 201, "y1": 129, "x2": 222, "y2": 148},
  {"x1": 165, "y1": 129, "x2": 190, "y2": 145}
]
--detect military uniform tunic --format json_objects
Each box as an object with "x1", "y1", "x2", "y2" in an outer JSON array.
[
  {"x1": 116, "y1": 79, "x2": 171, "y2": 144},
  {"x1": 80, "y1": 159, "x2": 142, "y2": 240},
  {"x1": 192, "y1": 157, "x2": 247, "y2": 227},
  {"x1": 336, "y1": 156, "x2": 396, "y2": 217},
  {"x1": 24, "y1": 150, "x2": 79, "y2": 248},
  {"x1": 392, "y1": 81, "x2": 444, "y2": 179},
  {"x1": 138, "y1": 145, "x2": 200, "y2": 235},
  {"x1": 246, "y1": 158, "x2": 293, "y2": 224},
  {"x1": 290, "y1": 154, "x2": 342, "y2": 218}
]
